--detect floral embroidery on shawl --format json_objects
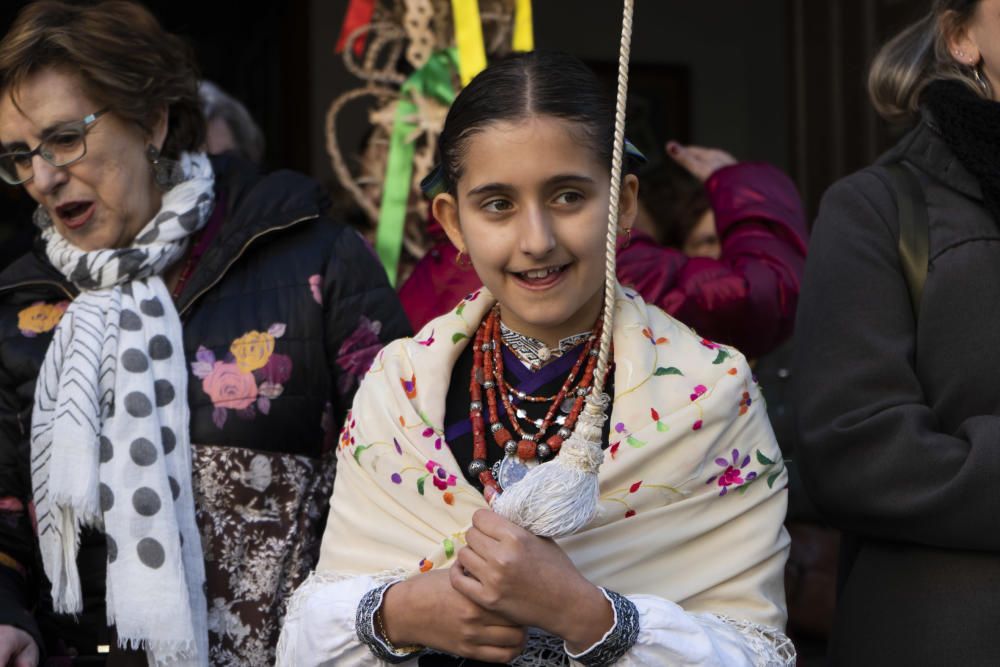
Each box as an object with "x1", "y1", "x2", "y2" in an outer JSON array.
[
  {"x1": 705, "y1": 448, "x2": 786, "y2": 497},
  {"x1": 321, "y1": 283, "x2": 790, "y2": 635}
]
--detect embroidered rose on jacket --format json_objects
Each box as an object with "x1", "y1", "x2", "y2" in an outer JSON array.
[
  {"x1": 203, "y1": 362, "x2": 258, "y2": 411},
  {"x1": 192, "y1": 323, "x2": 289, "y2": 428},
  {"x1": 336, "y1": 315, "x2": 383, "y2": 397},
  {"x1": 17, "y1": 301, "x2": 69, "y2": 337},
  {"x1": 308, "y1": 274, "x2": 323, "y2": 305},
  {"x1": 230, "y1": 330, "x2": 277, "y2": 373},
  {"x1": 258, "y1": 353, "x2": 292, "y2": 386}
]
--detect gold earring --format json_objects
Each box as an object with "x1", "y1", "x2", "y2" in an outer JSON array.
[
  {"x1": 455, "y1": 249, "x2": 471, "y2": 268},
  {"x1": 618, "y1": 226, "x2": 633, "y2": 248}
]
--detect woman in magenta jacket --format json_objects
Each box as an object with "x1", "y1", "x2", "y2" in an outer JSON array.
[{"x1": 400, "y1": 142, "x2": 808, "y2": 358}]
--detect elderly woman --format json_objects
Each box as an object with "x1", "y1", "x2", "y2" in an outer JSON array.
[{"x1": 0, "y1": 2, "x2": 409, "y2": 666}]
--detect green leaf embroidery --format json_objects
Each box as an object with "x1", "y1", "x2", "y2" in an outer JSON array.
[
  {"x1": 352, "y1": 444, "x2": 371, "y2": 464},
  {"x1": 712, "y1": 349, "x2": 731, "y2": 365},
  {"x1": 767, "y1": 471, "x2": 781, "y2": 488},
  {"x1": 444, "y1": 538, "x2": 455, "y2": 559},
  {"x1": 626, "y1": 435, "x2": 646, "y2": 448},
  {"x1": 756, "y1": 450, "x2": 775, "y2": 466},
  {"x1": 656, "y1": 421, "x2": 669, "y2": 432},
  {"x1": 456, "y1": 302, "x2": 466, "y2": 316},
  {"x1": 654, "y1": 367, "x2": 683, "y2": 376},
  {"x1": 417, "y1": 474, "x2": 428, "y2": 495},
  {"x1": 451, "y1": 332, "x2": 468, "y2": 344}
]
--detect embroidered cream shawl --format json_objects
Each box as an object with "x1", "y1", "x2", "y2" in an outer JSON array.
[{"x1": 318, "y1": 284, "x2": 790, "y2": 629}]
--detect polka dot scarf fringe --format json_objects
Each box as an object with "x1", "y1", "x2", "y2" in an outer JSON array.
[{"x1": 30, "y1": 153, "x2": 215, "y2": 667}]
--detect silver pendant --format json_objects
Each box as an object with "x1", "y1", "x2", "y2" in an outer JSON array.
[{"x1": 497, "y1": 453, "x2": 537, "y2": 491}]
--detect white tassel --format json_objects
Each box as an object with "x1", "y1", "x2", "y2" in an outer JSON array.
[{"x1": 491, "y1": 393, "x2": 609, "y2": 537}]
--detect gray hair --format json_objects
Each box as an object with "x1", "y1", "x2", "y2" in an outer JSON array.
[
  {"x1": 868, "y1": 0, "x2": 990, "y2": 122},
  {"x1": 198, "y1": 80, "x2": 265, "y2": 163}
]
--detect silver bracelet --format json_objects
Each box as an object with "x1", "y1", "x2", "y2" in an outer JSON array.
[
  {"x1": 355, "y1": 581, "x2": 427, "y2": 663},
  {"x1": 566, "y1": 587, "x2": 640, "y2": 666}
]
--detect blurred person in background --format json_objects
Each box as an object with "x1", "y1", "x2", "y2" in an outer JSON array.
[
  {"x1": 794, "y1": 0, "x2": 1000, "y2": 664},
  {"x1": 198, "y1": 79, "x2": 265, "y2": 165}
]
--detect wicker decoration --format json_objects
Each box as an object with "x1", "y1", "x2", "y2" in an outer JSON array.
[{"x1": 326, "y1": 0, "x2": 519, "y2": 280}]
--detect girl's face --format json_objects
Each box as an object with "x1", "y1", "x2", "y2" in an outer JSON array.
[{"x1": 434, "y1": 116, "x2": 638, "y2": 346}]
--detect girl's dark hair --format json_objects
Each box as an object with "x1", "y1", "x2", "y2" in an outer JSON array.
[
  {"x1": 869, "y1": 0, "x2": 988, "y2": 122},
  {"x1": 436, "y1": 51, "x2": 616, "y2": 195},
  {"x1": 0, "y1": 0, "x2": 205, "y2": 160}
]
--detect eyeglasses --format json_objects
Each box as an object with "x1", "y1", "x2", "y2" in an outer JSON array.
[{"x1": 0, "y1": 109, "x2": 109, "y2": 186}]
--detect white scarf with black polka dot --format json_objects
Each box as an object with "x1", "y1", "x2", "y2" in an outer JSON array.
[{"x1": 31, "y1": 152, "x2": 214, "y2": 667}]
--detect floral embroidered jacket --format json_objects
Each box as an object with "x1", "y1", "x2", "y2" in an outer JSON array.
[{"x1": 0, "y1": 154, "x2": 411, "y2": 666}]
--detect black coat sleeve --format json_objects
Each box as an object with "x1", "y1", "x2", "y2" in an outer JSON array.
[
  {"x1": 0, "y1": 347, "x2": 44, "y2": 653},
  {"x1": 793, "y1": 171, "x2": 1000, "y2": 550},
  {"x1": 321, "y1": 226, "x2": 412, "y2": 422}
]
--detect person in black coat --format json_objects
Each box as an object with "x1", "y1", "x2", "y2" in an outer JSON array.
[
  {"x1": 0, "y1": 2, "x2": 410, "y2": 665},
  {"x1": 793, "y1": 1, "x2": 1000, "y2": 664}
]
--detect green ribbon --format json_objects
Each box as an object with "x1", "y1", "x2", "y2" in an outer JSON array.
[{"x1": 376, "y1": 48, "x2": 459, "y2": 285}]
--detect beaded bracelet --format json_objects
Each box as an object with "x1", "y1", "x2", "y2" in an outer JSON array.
[
  {"x1": 356, "y1": 581, "x2": 426, "y2": 663},
  {"x1": 565, "y1": 587, "x2": 640, "y2": 666}
]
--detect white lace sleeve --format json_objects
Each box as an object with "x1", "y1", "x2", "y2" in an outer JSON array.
[
  {"x1": 587, "y1": 595, "x2": 795, "y2": 667},
  {"x1": 276, "y1": 570, "x2": 418, "y2": 667}
]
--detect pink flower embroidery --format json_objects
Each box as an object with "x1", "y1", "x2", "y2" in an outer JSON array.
[
  {"x1": 202, "y1": 362, "x2": 258, "y2": 411},
  {"x1": 337, "y1": 315, "x2": 383, "y2": 397},
  {"x1": 258, "y1": 352, "x2": 293, "y2": 385},
  {"x1": 425, "y1": 460, "x2": 457, "y2": 491},
  {"x1": 309, "y1": 274, "x2": 323, "y2": 305},
  {"x1": 705, "y1": 448, "x2": 757, "y2": 496}
]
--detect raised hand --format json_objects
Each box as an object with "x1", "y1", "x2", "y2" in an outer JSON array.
[{"x1": 667, "y1": 141, "x2": 737, "y2": 182}]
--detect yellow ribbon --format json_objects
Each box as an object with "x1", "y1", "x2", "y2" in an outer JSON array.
[
  {"x1": 450, "y1": 0, "x2": 487, "y2": 85},
  {"x1": 513, "y1": 0, "x2": 534, "y2": 52}
]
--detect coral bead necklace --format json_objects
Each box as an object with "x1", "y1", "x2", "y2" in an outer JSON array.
[{"x1": 467, "y1": 306, "x2": 603, "y2": 499}]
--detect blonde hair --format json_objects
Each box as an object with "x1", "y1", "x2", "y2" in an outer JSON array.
[{"x1": 869, "y1": 0, "x2": 989, "y2": 122}]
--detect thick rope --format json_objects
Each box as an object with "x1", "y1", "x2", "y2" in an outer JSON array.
[
  {"x1": 589, "y1": 0, "x2": 633, "y2": 410},
  {"x1": 490, "y1": 0, "x2": 635, "y2": 536}
]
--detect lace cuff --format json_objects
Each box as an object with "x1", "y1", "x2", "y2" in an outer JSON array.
[
  {"x1": 712, "y1": 614, "x2": 797, "y2": 667},
  {"x1": 355, "y1": 581, "x2": 427, "y2": 663},
  {"x1": 564, "y1": 587, "x2": 639, "y2": 666}
]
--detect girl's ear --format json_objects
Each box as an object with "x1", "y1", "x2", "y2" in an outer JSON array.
[
  {"x1": 617, "y1": 174, "x2": 640, "y2": 231},
  {"x1": 433, "y1": 193, "x2": 466, "y2": 252}
]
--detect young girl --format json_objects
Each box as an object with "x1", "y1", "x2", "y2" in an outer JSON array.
[{"x1": 277, "y1": 51, "x2": 793, "y2": 666}]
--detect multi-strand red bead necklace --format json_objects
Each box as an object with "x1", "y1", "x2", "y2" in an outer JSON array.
[{"x1": 467, "y1": 306, "x2": 603, "y2": 498}]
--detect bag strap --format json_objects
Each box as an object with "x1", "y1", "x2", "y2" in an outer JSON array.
[{"x1": 885, "y1": 161, "x2": 929, "y2": 318}]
